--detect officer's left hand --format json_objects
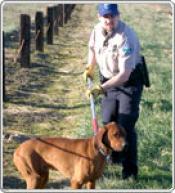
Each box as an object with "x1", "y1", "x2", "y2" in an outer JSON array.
[{"x1": 86, "y1": 85, "x2": 104, "y2": 98}]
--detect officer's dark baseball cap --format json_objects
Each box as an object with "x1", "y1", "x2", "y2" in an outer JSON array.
[{"x1": 98, "y1": 4, "x2": 119, "y2": 17}]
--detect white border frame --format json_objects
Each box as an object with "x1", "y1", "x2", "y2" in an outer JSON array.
[{"x1": 0, "y1": 0, "x2": 174, "y2": 193}]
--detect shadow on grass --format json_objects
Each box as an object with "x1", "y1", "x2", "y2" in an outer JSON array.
[
  {"x1": 11, "y1": 101, "x2": 89, "y2": 110},
  {"x1": 141, "y1": 99, "x2": 154, "y2": 110},
  {"x1": 140, "y1": 172, "x2": 172, "y2": 182},
  {"x1": 5, "y1": 59, "x2": 82, "y2": 103},
  {"x1": 31, "y1": 63, "x2": 83, "y2": 76},
  {"x1": 3, "y1": 176, "x2": 26, "y2": 189},
  {"x1": 3, "y1": 109, "x2": 65, "y2": 128},
  {"x1": 160, "y1": 99, "x2": 172, "y2": 112},
  {"x1": 30, "y1": 62, "x2": 49, "y2": 68},
  {"x1": 4, "y1": 30, "x2": 19, "y2": 49},
  {"x1": 3, "y1": 175, "x2": 70, "y2": 189},
  {"x1": 47, "y1": 179, "x2": 70, "y2": 189},
  {"x1": 141, "y1": 98, "x2": 172, "y2": 112},
  {"x1": 5, "y1": 62, "x2": 59, "y2": 102}
]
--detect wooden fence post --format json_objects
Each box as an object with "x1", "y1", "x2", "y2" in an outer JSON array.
[
  {"x1": 53, "y1": 6, "x2": 59, "y2": 35},
  {"x1": 46, "y1": 6, "x2": 54, "y2": 45},
  {"x1": 58, "y1": 4, "x2": 64, "y2": 27},
  {"x1": 69, "y1": 4, "x2": 75, "y2": 19},
  {"x1": 20, "y1": 14, "x2": 31, "y2": 67},
  {"x1": 64, "y1": 4, "x2": 68, "y2": 24},
  {"x1": 67, "y1": 4, "x2": 72, "y2": 21},
  {"x1": 64, "y1": 4, "x2": 75, "y2": 24},
  {"x1": 72, "y1": 4, "x2": 76, "y2": 11},
  {"x1": 35, "y1": 11, "x2": 44, "y2": 52}
]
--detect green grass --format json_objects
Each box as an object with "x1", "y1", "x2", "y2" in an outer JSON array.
[
  {"x1": 3, "y1": 3, "x2": 55, "y2": 32},
  {"x1": 3, "y1": 3, "x2": 172, "y2": 190}
]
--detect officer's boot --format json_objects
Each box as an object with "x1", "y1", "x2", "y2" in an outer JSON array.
[
  {"x1": 117, "y1": 114, "x2": 138, "y2": 180},
  {"x1": 122, "y1": 127, "x2": 138, "y2": 180}
]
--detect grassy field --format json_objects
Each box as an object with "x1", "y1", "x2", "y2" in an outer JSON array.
[{"x1": 2, "y1": 2, "x2": 173, "y2": 190}]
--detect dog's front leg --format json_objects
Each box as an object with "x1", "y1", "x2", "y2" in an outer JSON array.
[
  {"x1": 70, "y1": 180, "x2": 82, "y2": 189},
  {"x1": 86, "y1": 181, "x2": 95, "y2": 189}
]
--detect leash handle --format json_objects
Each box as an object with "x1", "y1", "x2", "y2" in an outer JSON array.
[{"x1": 87, "y1": 78, "x2": 99, "y2": 135}]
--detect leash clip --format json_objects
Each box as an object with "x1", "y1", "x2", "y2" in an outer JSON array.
[
  {"x1": 106, "y1": 154, "x2": 112, "y2": 164},
  {"x1": 99, "y1": 148, "x2": 112, "y2": 164}
]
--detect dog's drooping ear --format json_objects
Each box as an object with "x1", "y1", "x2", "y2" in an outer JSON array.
[
  {"x1": 96, "y1": 127, "x2": 106, "y2": 144},
  {"x1": 95, "y1": 127, "x2": 110, "y2": 156}
]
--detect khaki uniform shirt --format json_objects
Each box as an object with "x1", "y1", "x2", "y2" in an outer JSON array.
[{"x1": 89, "y1": 21, "x2": 141, "y2": 79}]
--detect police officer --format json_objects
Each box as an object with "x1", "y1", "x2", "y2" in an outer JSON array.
[{"x1": 83, "y1": 4, "x2": 144, "y2": 180}]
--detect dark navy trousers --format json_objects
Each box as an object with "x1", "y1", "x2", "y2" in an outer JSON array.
[{"x1": 101, "y1": 82, "x2": 143, "y2": 170}]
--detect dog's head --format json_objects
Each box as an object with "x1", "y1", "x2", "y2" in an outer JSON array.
[{"x1": 95, "y1": 122, "x2": 126, "y2": 154}]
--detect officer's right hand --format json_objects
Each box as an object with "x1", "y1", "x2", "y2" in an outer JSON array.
[{"x1": 83, "y1": 64, "x2": 94, "y2": 82}]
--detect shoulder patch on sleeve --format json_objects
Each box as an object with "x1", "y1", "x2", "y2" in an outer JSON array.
[{"x1": 122, "y1": 43, "x2": 133, "y2": 55}]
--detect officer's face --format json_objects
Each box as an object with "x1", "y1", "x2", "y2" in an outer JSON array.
[{"x1": 98, "y1": 14, "x2": 120, "y2": 32}]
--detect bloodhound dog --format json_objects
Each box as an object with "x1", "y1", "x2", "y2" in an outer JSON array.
[{"x1": 13, "y1": 122, "x2": 126, "y2": 189}]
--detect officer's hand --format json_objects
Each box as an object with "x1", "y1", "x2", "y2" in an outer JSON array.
[
  {"x1": 83, "y1": 64, "x2": 94, "y2": 82},
  {"x1": 86, "y1": 85, "x2": 104, "y2": 98}
]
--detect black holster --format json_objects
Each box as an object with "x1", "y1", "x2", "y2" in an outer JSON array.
[
  {"x1": 125, "y1": 55, "x2": 150, "y2": 87},
  {"x1": 139, "y1": 55, "x2": 150, "y2": 87}
]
